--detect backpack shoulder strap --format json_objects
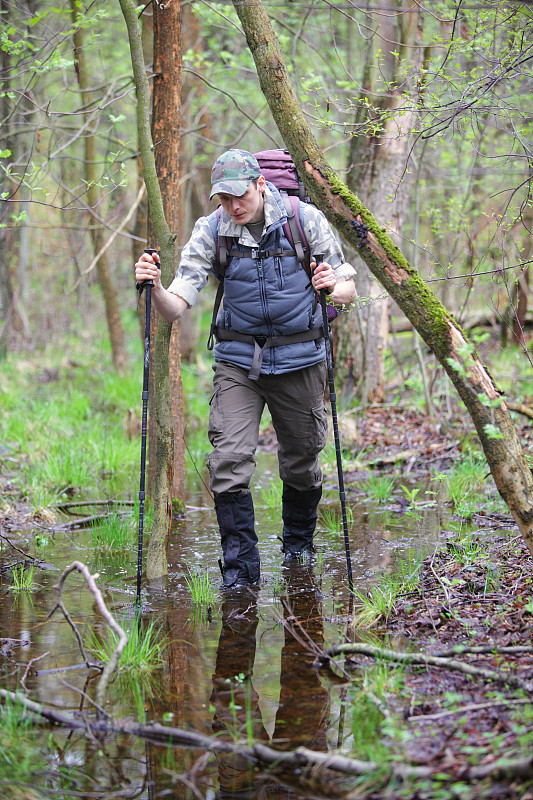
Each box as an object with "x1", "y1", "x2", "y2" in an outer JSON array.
[
  {"x1": 208, "y1": 207, "x2": 233, "y2": 279},
  {"x1": 207, "y1": 207, "x2": 234, "y2": 350},
  {"x1": 281, "y1": 193, "x2": 311, "y2": 278}
]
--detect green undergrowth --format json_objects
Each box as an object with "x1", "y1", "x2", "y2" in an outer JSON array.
[
  {"x1": 0, "y1": 693, "x2": 49, "y2": 796},
  {"x1": 0, "y1": 335, "x2": 213, "y2": 513}
]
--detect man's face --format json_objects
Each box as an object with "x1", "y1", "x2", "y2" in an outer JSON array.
[{"x1": 217, "y1": 176, "x2": 266, "y2": 225}]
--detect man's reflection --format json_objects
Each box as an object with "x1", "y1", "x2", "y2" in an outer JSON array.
[{"x1": 210, "y1": 565, "x2": 330, "y2": 799}]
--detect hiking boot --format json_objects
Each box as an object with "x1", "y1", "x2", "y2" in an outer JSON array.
[
  {"x1": 280, "y1": 484, "x2": 322, "y2": 560},
  {"x1": 215, "y1": 491, "x2": 260, "y2": 590},
  {"x1": 281, "y1": 545, "x2": 315, "y2": 565}
]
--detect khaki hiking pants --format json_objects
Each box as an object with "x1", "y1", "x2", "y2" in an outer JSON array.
[{"x1": 207, "y1": 361, "x2": 328, "y2": 495}]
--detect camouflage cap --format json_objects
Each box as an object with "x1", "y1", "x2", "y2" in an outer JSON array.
[{"x1": 209, "y1": 149, "x2": 262, "y2": 200}]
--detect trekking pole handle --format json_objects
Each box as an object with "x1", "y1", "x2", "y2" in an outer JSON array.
[
  {"x1": 142, "y1": 247, "x2": 158, "y2": 287},
  {"x1": 313, "y1": 253, "x2": 329, "y2": 305}
]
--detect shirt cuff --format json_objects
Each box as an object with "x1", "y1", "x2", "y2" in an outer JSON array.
[
  {"x1": 334, "y1": 262, "x2": 357, "y2": 282},
  {"x1": 167, "y1": 277, "x2": 198, "y2": 308}
]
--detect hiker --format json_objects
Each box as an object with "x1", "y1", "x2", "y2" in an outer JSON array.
[{"x1": 134, "y1": 148, "x2": 356, "y2": 590}]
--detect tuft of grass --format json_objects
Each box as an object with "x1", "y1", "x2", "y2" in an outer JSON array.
[
  {"x1": 87, "y1": 616, "x2": 166, "y2": 676},
  {"x1": 185, "y1": 565, "x2": 219, "y2": 606},
  {"x1": 352, "y1": 560, "x2": 421, "y2": 629},
  {"x1": 258, "y1": 479, "x2": 282, "y2": 511},
  {"x1": 318, "y1": 503, "x2": 354, "y2": 535},
  {"x1": 433, "y1": 453, "x2": 491, "y2": 517},
  {"x1": 271, "y1": 563, "x2": 284, "y2": 597},
  {"x1": 10, "y1": 564, "x2": 35, "y2": 591},
  {"x1": 364, "y1": 474, "x2": 396, "y2": 503},
  {"x1": 0, "y1": 692, "x2": 48, "y2": 791},
  {"x1": 92, "y1": 510, "x2": 135, "y2": 552},
  {"x1": 446, "y1": 533, "x2": 484, "y2": 566}
]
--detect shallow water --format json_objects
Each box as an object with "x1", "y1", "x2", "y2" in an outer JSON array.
[{"x1": 0, "y1": 453, "x2": 452, "y2": 798}]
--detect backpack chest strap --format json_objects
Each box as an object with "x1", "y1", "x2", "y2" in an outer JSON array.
[{"x1": 229, "y1": 246, "x2": 296, "y2": 260}]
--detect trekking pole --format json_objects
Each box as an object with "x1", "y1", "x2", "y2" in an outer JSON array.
[
  {"x1": 315, "y1": 255, "x2": 354, "y2": 595},
  {"x1": 135, "y1": 248, "x2": 156, "y2": 605}
]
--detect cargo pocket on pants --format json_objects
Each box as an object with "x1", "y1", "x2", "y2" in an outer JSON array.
[
  {"x1": 309, "y1": 401, "x2": 328, "y2": 454},
  {"x1": 208, "y1": 385, "x2": 222, "y2": 447}
]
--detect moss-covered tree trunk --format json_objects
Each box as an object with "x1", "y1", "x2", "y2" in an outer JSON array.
[
  {"x1": 119, "y1": 0, "x2": 177, "y2": 580},
  {"x1": 232, "y1": 0, "x2": 533, "y2": 555}
]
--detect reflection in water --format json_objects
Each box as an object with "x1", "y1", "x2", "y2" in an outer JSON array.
[
  {"x1": 210, "y1": 565, "x2": 330, "y2": 799},
  {"x1": 0, "y1": 450, "x2": 452, "y2": 799}
]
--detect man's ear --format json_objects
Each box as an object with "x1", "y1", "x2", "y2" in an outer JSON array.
[{"x1": 257, "y1": 175, "x2": 266, "y2": 191}]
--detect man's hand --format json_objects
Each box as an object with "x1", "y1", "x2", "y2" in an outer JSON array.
[
  {"x1": 311, "y1": 260, "x2": 336, "y2": 294},
  {"x1": 135, "y1": 251, "x2": 162, "y2": 290}
]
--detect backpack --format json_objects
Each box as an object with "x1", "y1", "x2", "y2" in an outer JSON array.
[
  {"x1": 214, "y1": 149, "x2": 312, "y2": 279},
  {"x1": 207, "y1": 149, "x2": 341, "y2": 353}
]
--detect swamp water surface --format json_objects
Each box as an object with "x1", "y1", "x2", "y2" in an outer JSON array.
[{"x1": 1, "y1": 452, "x2": 455, "y2": 799}]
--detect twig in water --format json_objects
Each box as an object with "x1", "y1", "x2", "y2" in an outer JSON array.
[
  {"x1": 47, "y1": 561, "x2": 128, "y2": 713},
  {"x1": 20, "y1": 652, "x2": 48, "y2": 694}
]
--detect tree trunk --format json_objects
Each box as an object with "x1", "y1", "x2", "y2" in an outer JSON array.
[
  {"x1": 336, "y1": 0, "x2": 424, "y2": 404},
  {"x1": 512, "y1": 206, "x2": 531, "y2": 347},
  {"x1": 232, "y1": 0, "x2": 533, "y2": 556},
  {"x1": 70, "y1": 1, "x2": 128, "y2": 374},
  {"x1": 0, "y1": 0, "x2": 15, "y2": 358},
  {"x1": 119, "y1": 0, "x2": 178, "y2": 580},
  {"x1": 176, "y1": 1, "x2": 211, "y2": 364},
  {"x1": 151, "y1": 0, "x2": 186, "y2": 512}
]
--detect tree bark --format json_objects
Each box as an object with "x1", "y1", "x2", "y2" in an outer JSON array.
[
  {"x1": 119, "y1": 0, "x2": 178, "y2": 580},
  {"x1": 70, "y1": 1, "x2": 128, "y2": 374},
  {"x1": 512, "y1": 206, "x2": 531, "y2": 347},
  {"x1": 0, "y1": 0, "x2": 15, "y2": 358},
  {"x1": 150, "y1": 2, "x2": 186, "y2": 513},
  {"x1": 232, "y1": 0, "x2": 533, "y2": 555}
]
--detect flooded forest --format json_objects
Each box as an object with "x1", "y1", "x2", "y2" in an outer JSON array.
[{"x1": 1, "y1": 2, "x2": 533, "y2": 799}]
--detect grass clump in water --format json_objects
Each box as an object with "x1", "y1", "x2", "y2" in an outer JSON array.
[
  {"x1": 352, "y1": 559, "x2": 421, "y2": 629},
  {"x1": 87, "y1": 616, "x2": 166, "y2": 676},
  {"x1": 318, "y1": 503, "x2": 354, "y2": 535},
  {"x1": 0, "y1": 693, "x2": 48, "y2": 794},
  {"x1": 433, "y1": 452, "x2": 494, "y2": 519},
  {"x1": 10, "y1": 564, "x2": 35, "y2": 592},
  {"x1": 364, "y1": 474, "x2": 396, "y2": 503},
  {"x1": 91, "y1": 510, "x2": 135, "y2": 551},
  {"x1": 185, "y1": 565, "x2": 219, "y2": 606}
]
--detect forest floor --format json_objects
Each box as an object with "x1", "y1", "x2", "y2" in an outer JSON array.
[{"x1": 329, "y1": 405, "x2": 533, "y2": 799}]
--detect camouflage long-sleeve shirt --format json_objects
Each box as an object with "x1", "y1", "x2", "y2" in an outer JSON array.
[{"x1": 167, "y1": 185, "x2": 355, "y2": 307}]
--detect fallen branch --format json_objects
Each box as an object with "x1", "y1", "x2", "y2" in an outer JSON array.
[
  {"x1": 348, "y1": 441, "x2": 458, "y2": 470},
  {"x1": 2, "y1": 687, "x2": 532, "y2": 784},
  {"x1": 0, "y1": 533, "x2": 52, "y2": 566},
  {"x1": 52, "y1": 499, "x2": 135, "y2": 513},
  {"x1": 431, "y1": 644, "x2": 533, "y2": 658},
  {"x1": 52, "y1": 511, "x2": 127, "y2": 531},
  {"x1": 316, "y1": 642, "x2": 532, "y2": 693},
  {"x1": 409, "y1": 697, "x2": 532, "y2": 722},
  {"x1": 507, "y1": 401, "x2": 533, "y2": 420}
]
